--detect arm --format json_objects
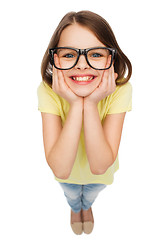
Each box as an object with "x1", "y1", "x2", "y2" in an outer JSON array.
[
  {"x1": 83, "y1": 63, "x2": 124, "y2": 175},
  {"x1": 41, "y1": 63, "x2": 84, "y2": 180},
  {"x1": 83, "y1": 102, "x2": 126, "y2": 175},
  {"x1": 42, "y1": 102, "x2": 83, "y2": 180}
]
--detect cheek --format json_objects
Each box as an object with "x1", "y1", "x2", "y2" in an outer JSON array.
[
  {"x1": 62, "y1": 70, "x2": 68, "y2": 78},
  {"x1": 62, "y1": 71, "x2": 70, "y2": 83},
  {"x1": 97, "y1": 72, "x2": 104, "y2": 83}
]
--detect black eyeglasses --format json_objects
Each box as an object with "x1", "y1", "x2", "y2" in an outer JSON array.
[{"x1": 49, "y1": 47, "x2": 116, "y2": 70}]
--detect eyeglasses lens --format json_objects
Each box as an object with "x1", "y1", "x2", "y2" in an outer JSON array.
[{"x1": 87, "y1": 48, "x2": 111, "y2": 70}]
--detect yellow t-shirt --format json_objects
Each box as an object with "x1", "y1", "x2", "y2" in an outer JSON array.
[{"x1": 37, "y1": 81, "x2": 132, "y2": 185}]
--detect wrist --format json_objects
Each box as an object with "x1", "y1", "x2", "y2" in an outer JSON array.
[
  {"x1": 83, "y1": 100, "x2": 98, "y2": 112},
  {"x1": 70, "y1": 100, "x2": 84, "y2": 110},
  {"x1": 84, "y1": 98, "x2": 98, "y2": 108}
]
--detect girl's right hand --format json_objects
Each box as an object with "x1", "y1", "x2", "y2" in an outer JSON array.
[{"x1": 52, "y1": 61, "x2": 83, "y2": 107}]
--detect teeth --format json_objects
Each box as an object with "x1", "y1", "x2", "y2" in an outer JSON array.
[{"x1": 72, "y1": 76, "x2": 94, "y2": 81}]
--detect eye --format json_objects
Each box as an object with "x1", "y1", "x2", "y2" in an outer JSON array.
[
  {"x1": 63, "y1": 53, "x2": 75, "y2": 58},
  {"x1": 91, "y1": 53, "x2": 102, "y2": 58}
]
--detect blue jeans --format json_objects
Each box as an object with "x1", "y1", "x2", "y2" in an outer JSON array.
[{"x1": 59, "y1": 183, "x2": 106, "y2": 213}]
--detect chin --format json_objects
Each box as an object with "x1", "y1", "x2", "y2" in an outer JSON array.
[{"x1": 74, "y1": 90, "x2": 93, "y2": 97}]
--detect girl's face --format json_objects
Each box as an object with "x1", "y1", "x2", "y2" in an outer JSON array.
[{"x1": 57, "y1": 24, "x2": 107, "y2": 97}]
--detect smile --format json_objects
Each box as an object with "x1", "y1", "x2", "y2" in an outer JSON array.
[
  {"x1": 72, "y1": 76, "x2": 94, "y2": 81},
  {"x1": 70, "y1": 75, "x2": 96, "y2": 82}
]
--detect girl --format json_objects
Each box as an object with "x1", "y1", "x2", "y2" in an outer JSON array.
[{"x1": 37, "y1": 10, "x2": 132, "y2": 235}]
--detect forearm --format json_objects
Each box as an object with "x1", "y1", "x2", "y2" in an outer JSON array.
[
  {"x1": 83, "y1": 102, "x2": 114, "y2": 175},
  {"x1": 48, "y1": 103, "x2": 83, "y2": 179}
]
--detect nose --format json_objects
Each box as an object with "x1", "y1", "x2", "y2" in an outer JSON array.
[{"x1": 74, "y1": 55, "x2": 90, "y2": 70}]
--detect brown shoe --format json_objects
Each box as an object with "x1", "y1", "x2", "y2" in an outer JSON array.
[
  {"x1": 70, "y1": 222, "x2": 83, "y2": 235},
  {"x1": 82, "y1": 208, "x2": 94, "y2": 234},
  {"x1": 83, "y1": 221, "x2": 94, "y2": 234},
  {"x1": 70, "y1": 210, "x2": 83, "y2": 235}
]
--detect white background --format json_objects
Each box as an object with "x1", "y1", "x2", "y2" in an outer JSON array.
[{"x1": 0, "y1": 0, "x2": 167, "y2": 239}]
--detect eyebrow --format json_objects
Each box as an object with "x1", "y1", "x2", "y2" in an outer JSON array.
[{"x1": 57, "y1": 45, "x2": 106, "y2": 49}]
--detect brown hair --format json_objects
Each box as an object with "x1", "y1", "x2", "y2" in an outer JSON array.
[{"x1": 41, "y1": 10, "x2": 132, "y2": 87}]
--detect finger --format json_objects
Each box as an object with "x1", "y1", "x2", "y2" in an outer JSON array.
[
  {"x1": 54, "y1": 54, "x2": 65, "y2": 82},
  {"x1": 54, "y1": 54, "x2": 61, "y2": 68},
  {"x1": 114, "y1": 71, "x2": 118, "y2": 80},
  {"x1": 52, "y1": 66, "x2": 59, "y2": 90},
  {"x1": 101, "y1": 55, "x2": 112, "y2": 85},
  {"x1": 57, "y1": 67, "x2": 66, "y2": 87},
  {"x1": 108, "y1": 64, "x2": 116, "y2": 91},
  {"x1": 101, "y1": 69, "x2": 109, "y2": 87},
  {"x1": 53, "y1": 55, "x2": 65, "y2": 88}
]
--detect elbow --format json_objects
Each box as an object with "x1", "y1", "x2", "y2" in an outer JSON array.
[
  {"x1": 90, "y1": 151, "x2": 116, "y2": 175},
  {"x1": 46, "y1": 158, "x2": 71, "y2": 180},
  {"x1": 54, "y1": 171, "x2": 70, "y2": 180},
  {"x1": 90, "y1": 160, "x2": 115, "y2": 175},
  {"x1": 52, "y1": 165, "x2": 71, "y2": 179},
  {"x1": 52, "y1": 166, "x2": 71, "y2": 179},
  {"x1": 90, "y1": 166, "x2": 108, "y2": 175}
]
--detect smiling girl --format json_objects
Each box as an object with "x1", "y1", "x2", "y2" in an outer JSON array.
[{"x1": 37, "y1": 10, "x2": 132, "y2": 235}]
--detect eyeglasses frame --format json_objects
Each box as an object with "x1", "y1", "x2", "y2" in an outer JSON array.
[{"x1": 49, "y1": 47, "x2": 117, "y2": 70}]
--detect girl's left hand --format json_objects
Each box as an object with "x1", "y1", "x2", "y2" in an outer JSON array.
[{"x1": 84, "y1": 64, "x2": 118, "y2": 106}]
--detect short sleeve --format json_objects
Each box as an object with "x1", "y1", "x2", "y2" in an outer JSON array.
[
  {"x1": 107, "y1": 82, "x2": 132, "y2": 114},
  {"x1": 37, "y1": 82, "x2": 61, "y2": 116}
]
